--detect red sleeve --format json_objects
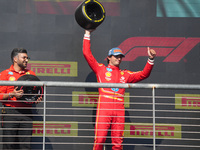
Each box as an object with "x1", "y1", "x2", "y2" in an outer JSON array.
[
  {"x1": 83, "y1": 35, "x2": 100, "y2": 74},
  {"x1": 127, "y1": 59, "x2": 154, "y2": 83},
  {"x1": 0, "y1": 71, "x2": 8, "y2": 100}
]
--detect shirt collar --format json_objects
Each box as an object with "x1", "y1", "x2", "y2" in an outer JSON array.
[
  {"x1": 107, "y1": 64, "x2": 120, "y2": 70},
  {"x1": 9, "y1": 65, "x2": 27, "y2": 74}
]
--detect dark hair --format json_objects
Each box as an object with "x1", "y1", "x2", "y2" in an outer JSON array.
[
  {"x1": 11, "y1": 48, "x2": 27, "y2": 63},
  {"x1": 107, "y1": 56, "x2": 111, "y2": 64}
]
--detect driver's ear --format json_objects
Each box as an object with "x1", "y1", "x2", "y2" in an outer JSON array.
[{"x1": 13, "y1": 56, "x2": 18, "y2": 63}]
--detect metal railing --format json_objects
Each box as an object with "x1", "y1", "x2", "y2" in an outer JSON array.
[{"x1": 0, "y1": 81, "x2": 200, "y2": 150}]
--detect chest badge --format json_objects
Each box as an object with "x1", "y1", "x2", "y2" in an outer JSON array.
[
  {"x1": 9, "y1": 76, "x2": 16, "y2": 81},
  {"x1": 105, "y1": 72, "x2": 112, "y2": 81},
  {"x1": 105, "y1": 72, "x2": 112, "y2": 77},
  {"x1": 8, "y1": 72, "x2": 13, "y2": 75},
  {"x1": 120, "y1": 76, "x2": 126, "y2": 83},
  {"x1": 106, "y1": 68, "x2": 112, "y2": 72},
  {"x1": 112, "y1": 88, "x2": 119, "y2": 92}
]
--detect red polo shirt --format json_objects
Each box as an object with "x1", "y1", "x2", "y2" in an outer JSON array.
[{"x1": 0, "y1": 65, "x2": 36, "y2": 107}]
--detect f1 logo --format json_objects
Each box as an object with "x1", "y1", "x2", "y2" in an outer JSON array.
[{"x1": 118, "y1": 37, "x2": 200, "y2": 62}]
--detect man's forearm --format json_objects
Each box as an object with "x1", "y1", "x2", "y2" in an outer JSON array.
[{"x1": 2, "y1": 92, "x2": 14, "y2": 100}]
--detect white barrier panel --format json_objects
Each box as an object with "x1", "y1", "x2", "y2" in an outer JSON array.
[{"x1": 0, "y1": 81, "x2": 200, "y2": 150}]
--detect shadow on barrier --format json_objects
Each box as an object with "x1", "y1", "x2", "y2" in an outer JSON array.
[
  {"x1": 0, "y1": 103, "x2": 53, "y2": 150},
  {"x1": 31, "y1": 105, "x2": 53, "y2": 150}
]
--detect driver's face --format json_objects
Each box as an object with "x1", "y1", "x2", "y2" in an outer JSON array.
[
  {"x1": 16, "y1": 53, "x2": 29, "y2": 69},
  {"x1": 108, "y1": 55, "x2": 123, "y2": 67}
]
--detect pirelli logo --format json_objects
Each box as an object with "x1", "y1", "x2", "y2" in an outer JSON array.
[
  {"x1": 32, "y1": 121, "x2": 78, "y2": 137},
  {"x1": 124, "y1": 123, "x2": 182, "y2": 139},
  {"x1": 27, "y1": 61, "x2": 78, "y2": 77},
  {"x1": 175, "y1": 94, "x2": 200, "y2": 110},
  {"x1": 72, "y1": 91, "x2": 130, "y2": 108}
]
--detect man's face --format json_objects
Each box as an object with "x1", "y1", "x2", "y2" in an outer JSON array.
[
  {"x1": 15, "y1": 53, "x2": 29, "y2": 69},
  {"x1": 108, "y1": 55, "x2": 123, "y2": 67}
]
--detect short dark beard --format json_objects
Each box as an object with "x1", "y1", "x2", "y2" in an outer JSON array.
[{"x1": 18, "y1": 62, "x2": 26, "y2": 69}]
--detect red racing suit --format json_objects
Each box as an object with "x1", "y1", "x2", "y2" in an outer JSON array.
[
  {"x1": 0, "y1": 64, "x2": 36, "y2": 107},
  {"x1": 83, "y1": 34, "x2": 154, "y2": 150}
]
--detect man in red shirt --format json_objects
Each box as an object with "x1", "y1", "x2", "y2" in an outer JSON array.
[
  {"x1": 0, "y1": 48, "x2": 42, "y2": 149},
  {"x1": 83, "y1": 30, "x2": 156, "y2": 150}
]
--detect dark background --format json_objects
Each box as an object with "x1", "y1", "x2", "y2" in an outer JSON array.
[{"x1": 0, "y1": 0, "x2": 199, "y2": 149}]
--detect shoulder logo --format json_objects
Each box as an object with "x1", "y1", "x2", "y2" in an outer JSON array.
[
  {"x1": 26, "y1": 72, "x2": 30, "y2": 74},
  {"x1": 127, "y1": 71, "x2": 134, "y2": 74}
]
